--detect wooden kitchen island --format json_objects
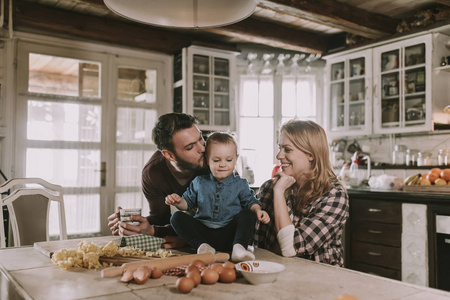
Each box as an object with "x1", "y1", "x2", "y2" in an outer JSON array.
[{"x1": 1, "y1": 236, "x2": 450, "y2": 300}]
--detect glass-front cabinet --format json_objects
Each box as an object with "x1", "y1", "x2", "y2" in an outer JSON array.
[
  {"x1": 326, "y1": 49, "x2": 372, "y2": 137},
  {"x1": 373, "y1": 35, "x2": 432, "y2": 133},
  {"x1": 173, "y1": 45, "x2": 237, "y2": 131}
]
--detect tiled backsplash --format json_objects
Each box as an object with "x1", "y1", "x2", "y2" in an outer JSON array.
[{"x1": 334, "y1": 133, "x2": 450, "y2": 180}]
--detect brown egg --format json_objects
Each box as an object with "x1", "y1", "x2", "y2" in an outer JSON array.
[
  {"x1": 211, "y1": 263, "x2": 224, "y2": 274},
  {"x1": 176, "y1": 277, "x2": 195, "y2": 294},
  {"x1": 185, "y1": 264, "x2": 200, "y2": 275},
  {"x1": 222, "y1": 261, "x2": 235, "y2": 269},
  {"x1": 189, "y1": 259, "x2": 205, "y2": 268},
  {"x1": 201, "y1": 268, "x2": 219, "y2": 285},
  {"x1": 335, "y1": 295, "x2": 360, "y2": 300},
  {"x1": 151, "y1": 267, "x2": 163, "y2": 279},
  {"x1": 219, "y1": 267, "x2": 236, "y2": 283},
  {"x1": 186, "y1": 270, "x2": 201, "y2": 287}
]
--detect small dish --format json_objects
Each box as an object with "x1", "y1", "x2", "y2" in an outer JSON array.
[{"x1": 235, "y1": 260, "x2": 285, "y2": 285}]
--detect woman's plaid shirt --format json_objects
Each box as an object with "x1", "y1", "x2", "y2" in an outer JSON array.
[{"x1": 253, "y1": 179, "x2": 349, "y2": 266}]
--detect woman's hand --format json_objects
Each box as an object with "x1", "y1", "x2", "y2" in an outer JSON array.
[
  {"x1": 257, "y1": 210, "x2": 271, "y2": 224},
  {"x1": 165, "y1": 193, "x2": 181, "y2": 206},
  {"x1": 272, "y1": 171, "x2": 296, "y2": 194}
]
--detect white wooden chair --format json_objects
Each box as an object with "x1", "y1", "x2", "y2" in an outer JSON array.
[{"x1": 0, "y1": 178, "x2": 67, "y2": 248}]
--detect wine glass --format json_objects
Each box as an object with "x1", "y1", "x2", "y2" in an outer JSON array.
[
  {"x1": 290, "y1": 53, "x2": 305, "y2": 75},
  {"x1": 261, "y1": 53, "x2": 275, "y2": 75},
  {"x1": 276, "y1": 54, "x2": 290, "y2": 75}
]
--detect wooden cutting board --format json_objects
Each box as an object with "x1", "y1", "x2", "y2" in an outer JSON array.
[{"x1": 33, "y1": 236, "x2": 166, "y2": 266}]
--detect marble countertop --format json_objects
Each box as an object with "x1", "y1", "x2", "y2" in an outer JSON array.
[
  {"x1": 1, "y1": 237, "x2": 450, "y2": 300},
  {"x1": 347, "y1": 187, "x2": 450, "y2": 203}
]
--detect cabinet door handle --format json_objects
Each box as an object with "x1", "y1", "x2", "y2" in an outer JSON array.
[
  {"x1": 368, "y1": 208, "x2": 382, "y2": 213},
  {"x1": 367, "y1": 251, "x2": 382, "y2": 256},
  {"x1": 368, "y1": 230, "x2": 382, "y2": 234}
]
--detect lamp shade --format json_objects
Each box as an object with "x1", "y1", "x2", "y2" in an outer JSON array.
[{"x1": 104, "y1": 0, "x2": 256, "y2": 29}]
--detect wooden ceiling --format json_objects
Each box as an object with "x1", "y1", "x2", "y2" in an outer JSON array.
[{"x1": 7, "y1": 0, "x2": 450, "y2": 55}]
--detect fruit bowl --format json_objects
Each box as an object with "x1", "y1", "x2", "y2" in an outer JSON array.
[{"x1": 235, "y1": 261, "x2": 285, "y2": 285}]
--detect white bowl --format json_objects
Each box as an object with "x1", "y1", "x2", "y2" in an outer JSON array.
[{"x1": 235, "y1": 260, "x2": 285, "y2": 285}]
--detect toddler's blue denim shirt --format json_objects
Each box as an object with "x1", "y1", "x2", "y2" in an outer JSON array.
[{"x1": 182, "y1": 173, "x2": 261, "y2": 228}]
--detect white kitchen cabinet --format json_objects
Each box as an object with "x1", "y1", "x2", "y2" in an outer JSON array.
[
  {"x1": 325, "y1": 49, "x2": 372, "y2": 137},
  {"x1": 373, "y1": 35, "x2": 433, "y2": 134},
  {"x1": 173, "y1": 45, "x2": 238, "y2": 131}
]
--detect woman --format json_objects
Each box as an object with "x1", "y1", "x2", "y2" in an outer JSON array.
[{"x1": 253, "y1": 119, "x2": 349, "y2": 266}]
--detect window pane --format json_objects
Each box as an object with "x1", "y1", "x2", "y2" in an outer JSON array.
[
  {"x1": 27, "y1": 101, "x2": 101, "y2": 142},
  {"x1": 282, "y1": 78, "x2": 296, "y2": 117},
  {"x1": 29, "y1": 53, "x2": 100, "y2": 98},
  {"x1": 115, "y1": 192, "x2": 149, "y2": 215},
  {"x1": 63, "y1": 194, "x2": 100, "y2": 234},
  {"x1": 117, "y1": 68, "x2": 157, "y2": 103},
  {"x1": 239, "y1": 117, "x2": 273, "y2": 186},
  {"x1": 259, "y1": 77, "x2": 273, "y2": 117},
  {"x1": 26, "y1": 148, "x2": 100, "y2": 188},
  {"x1": 241, "y1": 78, "x2": 258, "y2": 116},
  {"x1": 296, "y1": 79, "x2": 315, "y2": 117},
  {"x1": 116, "y1": 108, "x2": 157, "y2": 144},
  {"x1": 116, "y1": 150, "x2": 154, "y2": 187}
]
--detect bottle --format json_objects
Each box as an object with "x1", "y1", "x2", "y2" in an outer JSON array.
[
  {"x1": 339, "y1": 163, "x2": 350, "y2": 186},
  {"x1": 392, "y1": 144, "x2": 406, "y2": 165},
  {"x1": 348, "y1": 154, "x2": 360, "y2": 187},
  {"x1": 438, "y1": 149, "x2": 449, "y2": 166}
]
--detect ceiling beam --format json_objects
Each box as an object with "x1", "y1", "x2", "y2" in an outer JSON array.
[
  {"x1": 13, "y1": 2, "x2": 214, "y2": 54},
  {"x1": 430, "y1": 0, "x2": 450, "y2": 6},
  {"x1": 13, "y1": 0, "x2": 328, "y2": 54},
  {"x1": 258, "y1": 0, "x2": 400, "y2": 39},
  {"x1": 204, "y1": 17, "x2": 327, "y2": 54}
]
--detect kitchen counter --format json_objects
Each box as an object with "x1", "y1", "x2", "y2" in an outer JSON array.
[
  {"x1": 2, "y1": 237, "x2": 450, "y2": 300},
  {"x1": 347, "y1": 187, "x2": 449, "y2": 204}
]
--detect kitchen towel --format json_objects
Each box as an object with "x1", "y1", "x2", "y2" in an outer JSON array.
[{"x1": 120, "y1": 234, "x2": 164, "y2": 251}]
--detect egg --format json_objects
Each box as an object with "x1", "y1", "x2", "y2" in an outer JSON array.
[
  {"x1": 189, "y1": 259, "x2": 205, "y2": 268},
  {"x1": 222, "y1": 261, "x2": 235, "y2": 269},
  {"x1": 335, "y1": 295, "x2": 360, "y2": 300},
  {"x1": 185, "y1": 264, "x2": 200, "y2": 275},
  {"x1": 176, "y1": 277, "x2": 195, "y2": 294},
  {"x1": 151, "y1": 267, "x2": 163, "y2": 279},
  {"x1": 201, "y1": 269, "x2": 219, "y2": 284},
  {"x1": 219, "y1": 267, "x2": 236, "y2": 283},
  {"x1": 186, "y1": 270, "x2": 201, "y2": 287},
  {"x1": 211, "y1": 263, "x2": 224, "y2": 274}
]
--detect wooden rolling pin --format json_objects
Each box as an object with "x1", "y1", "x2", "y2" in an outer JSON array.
[{"x1": 101, "y1": 252, "x2": 230, "y2": 278}]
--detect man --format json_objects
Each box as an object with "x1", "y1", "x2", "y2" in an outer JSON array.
[{"x1": 107, "y1": 113, "x2": 208, "y2": 248}]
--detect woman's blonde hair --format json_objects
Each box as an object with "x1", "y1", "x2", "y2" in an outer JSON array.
[{"x1": 280, "y1": 119, "x2": 338, "y2": 214}]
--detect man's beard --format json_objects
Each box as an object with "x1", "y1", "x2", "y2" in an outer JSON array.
[{"x1": 173, "y1": 152, "x2": 206, "y2": 172}]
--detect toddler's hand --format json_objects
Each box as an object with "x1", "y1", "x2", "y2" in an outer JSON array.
[
  {"x1": 257, "y1": 210, "x2": 270, "y2": 224},
  {"x1": 165, "y1": 193, "x2": 181, "y2": 206}
]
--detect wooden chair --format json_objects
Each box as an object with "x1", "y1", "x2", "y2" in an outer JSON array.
[{"x1": 0, "y1": 178, "x2": 67, "y2": 248}]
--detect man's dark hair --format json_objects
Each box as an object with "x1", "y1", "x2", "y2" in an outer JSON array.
[{"x1": 152, "y1": 113, "x2": 198, "y2": 152}]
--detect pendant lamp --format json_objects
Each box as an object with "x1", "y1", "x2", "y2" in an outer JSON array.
[{"x1": 103, "y1": 0, "x2": 256, "y2": 29}]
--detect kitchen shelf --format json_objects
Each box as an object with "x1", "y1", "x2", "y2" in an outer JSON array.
[
  {"x1": 434, "y1": 65, "x2": 450, "y2": 72},
  {"x1": 356, "y1": 163, "x2": 449, "y2": 170}
]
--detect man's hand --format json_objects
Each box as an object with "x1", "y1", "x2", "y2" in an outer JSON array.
[
  {"x1": 107, "y1": 206, "x2": 122, "y2": 236},
  {"x1": 118, "y1": 215, "x2": 155, "y2": 236},
  {"x1": 257, "y1": 210, "x2": 271, "y2": 224},
  {"x1": 161, "y1": 236, "x2": 187, "y2": 249}
]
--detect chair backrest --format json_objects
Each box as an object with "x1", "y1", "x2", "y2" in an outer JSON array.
[{"x1": 0, "y1": 178, "x2": 67, "y2": 248}]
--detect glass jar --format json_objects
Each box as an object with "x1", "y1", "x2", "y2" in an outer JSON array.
[
  {"x1": 417, "y1": 151, "x2": 432, "y2": 166},
  {"x1": 406, "y1": 149, "x2": 418, "y2": 167},
  {"x1": 438, "y1": 149, "x2": 449, "y2": 166},
  {"x1": 392, "y1": 144, "x2": 406, "y2": 165}
]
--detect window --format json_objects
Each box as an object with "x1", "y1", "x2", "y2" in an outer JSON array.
[
  {"x1": 16, "y1": 38, "x2": 170, "y2": 237},
  {"x1": 238, "y1": 72, "x2": 319, "y2": 187}
]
